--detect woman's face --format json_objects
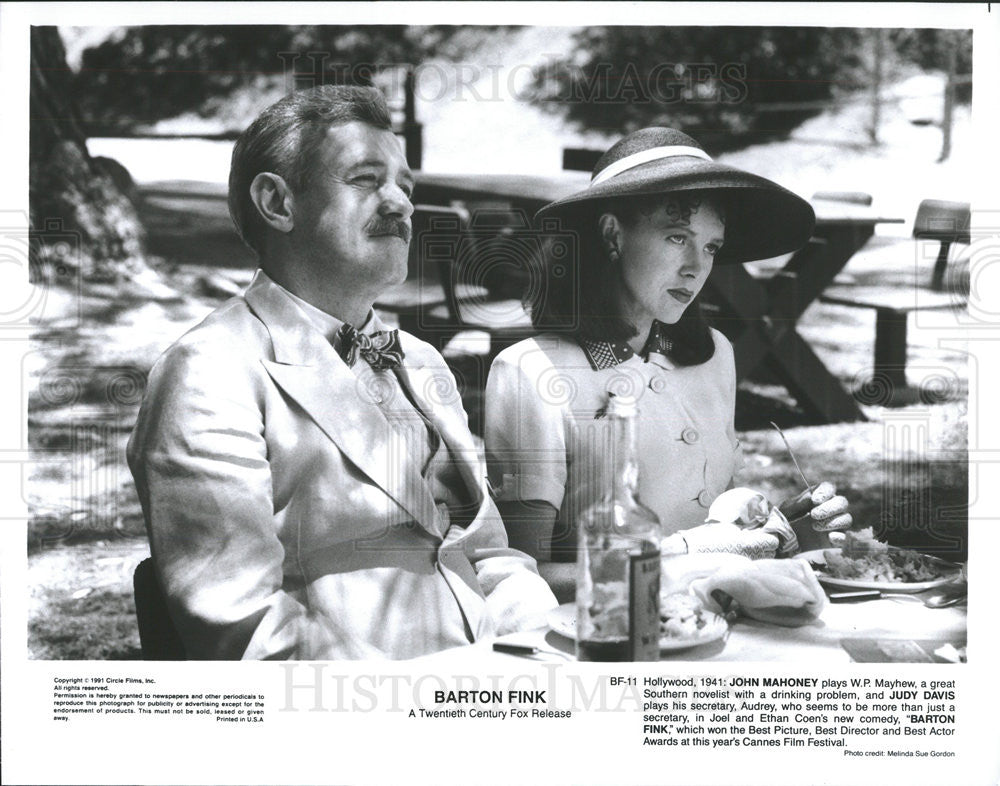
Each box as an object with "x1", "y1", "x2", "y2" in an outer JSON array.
[{"x1": 608, "y1": 195, "x2": 725, "y2": 327}]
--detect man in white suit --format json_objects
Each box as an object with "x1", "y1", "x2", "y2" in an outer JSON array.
[{"x1": 127, "y1": 85, "x2": 557, "y2": 660}]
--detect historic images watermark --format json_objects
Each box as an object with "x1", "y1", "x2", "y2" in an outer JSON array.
[{"x1": 278, "y1": 55, "x2": 749, "y2": 107}]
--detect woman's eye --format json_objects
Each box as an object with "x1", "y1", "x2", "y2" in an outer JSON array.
[
  {"x1": 667, "y1": 235, "x2": 686, "y2": 245},
  {"x1": 705, "y1": 244, "x2": 721, "y2": 256}
]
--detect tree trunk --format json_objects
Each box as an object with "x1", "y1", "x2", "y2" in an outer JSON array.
[
  {"x1": 30, "y1": 27, "x2": 147, "y2": 282},
  {"x1": 938, "y1": 31, "x2": 957, "y2": 163},
  {"x1": 867, "y1": 29, "x2": 884, "y2": 145}
]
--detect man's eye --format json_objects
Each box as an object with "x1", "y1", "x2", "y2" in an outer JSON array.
[
  {"x1": 352, "y1": 174, "x2": 379, "y2": 187},
  {"x1": 667, "y1": 235, "x2": 686, "y2": 245},
  {"x1": 400, "y1": 184, "x2": 414, "y2": 198},
  {"x1": 705, "y1": 243, "x2": 721, "y2": 256}
]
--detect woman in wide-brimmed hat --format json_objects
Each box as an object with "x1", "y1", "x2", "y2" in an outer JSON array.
[{"x1": 484, "y1": 127, "x2": 852, "y2": 598}]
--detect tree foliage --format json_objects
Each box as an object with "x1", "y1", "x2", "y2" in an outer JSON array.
[
  {"x1": 888, "y1": 29, "x2": 973, "y2": 101},
  {"x1": 529, "y1": 27, "x2": 972, "y2": 149},
  {"x1": 74, "y1": 25, "x2": 513, "y2": 132}
]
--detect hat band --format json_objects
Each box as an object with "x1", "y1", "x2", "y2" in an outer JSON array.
[{"x1": 590, "y1": 145, "x2": 713, "y2": 187}]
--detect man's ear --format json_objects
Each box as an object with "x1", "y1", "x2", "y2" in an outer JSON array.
[
  {"x1": 249, "y1": 172, "x2": 295, "y2": 234},
  {"x1": 598, "y1": 212, "x2": 623, "y2": 259}
]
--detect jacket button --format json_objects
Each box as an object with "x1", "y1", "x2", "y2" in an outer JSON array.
[
  {"x1": 648, "y1": 376, "x2": 667, "y2": 394},
  {"x1": 682, "y1": 427, "x2": 700, "y2": 444},
  {"x1": 697, "y1": 489, "x2": 714, "y2": 508}
]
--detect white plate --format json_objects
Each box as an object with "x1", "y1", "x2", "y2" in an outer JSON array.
[
  {"x1": 547, "y1": 603, "x2": 728, "y2": 652},
  {"x1": 796, "y1": 548, "x2": 962, "y2": 593}
]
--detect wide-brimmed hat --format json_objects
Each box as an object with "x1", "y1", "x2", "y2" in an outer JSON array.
[{"x1": 536, "y1": 127, "x2": 815, "y2": 264}]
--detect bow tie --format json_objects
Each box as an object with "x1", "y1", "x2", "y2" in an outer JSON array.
[
  {"x1": 579, "y1": 320, "x2": 674, "y2": 371},
  {"x1": 335, "y1": 324, "x2": 405, "y2": 370}
]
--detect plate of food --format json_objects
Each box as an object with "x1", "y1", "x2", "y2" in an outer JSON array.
[
  {"x1": 796, "y1": 528, "x2": 963, "y2": 593},
  {"x1": 547, "y1": 593, "x2": 729, "y2": 652}
]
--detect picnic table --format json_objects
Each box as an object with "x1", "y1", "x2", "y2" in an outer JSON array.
[
  {"x1": 820, "y1": 285, "x2": 963, "y2": 406},
  {"x1": 415, "y1": 173, "x2": 905, "y2": 423},
  {"x1": 707, "y1": 199, "x2": 906, "y2": 422}
]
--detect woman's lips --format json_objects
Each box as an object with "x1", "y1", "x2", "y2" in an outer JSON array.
[{"x1": 668, "y1": 288, "x2": 693, "y2": 304}]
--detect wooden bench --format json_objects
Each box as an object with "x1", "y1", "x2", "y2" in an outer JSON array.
[
  {"x1": 820, "y1": 285, "x2": 964, "y2": 406},
  {"x1": 912, "y1": 199, "x2": 970, "y2": 291}
]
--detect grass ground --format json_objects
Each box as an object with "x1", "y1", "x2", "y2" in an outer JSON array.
[{"x1": 28, "y1": 539, "x2": 148, "y2": 659}]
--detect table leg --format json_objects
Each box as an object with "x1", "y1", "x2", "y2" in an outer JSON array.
[
  {"x1": 707, "y1": 263, "x2": 868, "y2": 422},
  {"x1": 855, "y1": 308, "x2": 923, "y2": 406},
  {"x1": 782, "y1": 226, "x2": 874, "y2": 311},
  {"x1": 763, "y1": 326, "x2": 869, "y2": 423},
  {"x1": 873, "y1": 308, "x2": 908, "y2": 387}
]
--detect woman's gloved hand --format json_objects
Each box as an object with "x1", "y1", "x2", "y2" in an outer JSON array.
[
  {"x1": 779, "y1": 482, "x2": 853, "y2": 532},
  {"x1": 697, "y1": 488, "x2": 798, "y2": 557},
  {"x1": 759, "y1": 506, "x2": 799, "y2": 557},
  {"x1": 663, "y1": 522, "x2": 781, "y2": 561}
]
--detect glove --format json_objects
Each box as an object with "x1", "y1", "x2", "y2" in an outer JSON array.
[
  {"x1": 702, "y1": 487, "x2": 798, "y2": 557},
  {"x1": 664, "y1": 523, "x2": 780, "y2": 560},
  {"x1": 779, "y1": 481, "x2": 853, "y2": 533},
  {"x1": 760, "y1": 506, "x2": 799, "y2": 557}
]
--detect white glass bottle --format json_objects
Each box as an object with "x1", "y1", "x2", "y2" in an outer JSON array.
[{"x1": 576, "y1": 394, "x2": 662, "y2": 661}]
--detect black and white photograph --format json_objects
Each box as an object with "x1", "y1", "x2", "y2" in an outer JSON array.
[{"x1": 3, "y1": 3, "x2": 999, "y2": 785}]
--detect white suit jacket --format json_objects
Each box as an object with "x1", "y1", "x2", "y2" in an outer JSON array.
[{"x1": 127, "y1": 270, "x2": 556, "y2": 660}]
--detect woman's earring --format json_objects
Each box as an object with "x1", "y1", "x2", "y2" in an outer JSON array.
[{"x1": 608, "y1": 246, "x2": 621, "y2": 264}]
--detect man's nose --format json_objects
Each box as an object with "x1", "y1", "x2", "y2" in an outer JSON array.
[{"x1": 378, "y1": 182, "x2": 414, "y2": 219}]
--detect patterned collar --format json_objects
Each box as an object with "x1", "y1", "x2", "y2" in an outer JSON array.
[{"x1": 579, "y1": 320, "x2": 674, "y2": 371}]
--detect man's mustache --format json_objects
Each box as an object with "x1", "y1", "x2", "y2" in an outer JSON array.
[{"x1": 366, "y1": 216, "x2": 411, "y2": 242}]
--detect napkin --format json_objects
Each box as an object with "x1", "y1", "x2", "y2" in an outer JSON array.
[
  {"x1": 687, "y1": 557, "x2": 827, "y2": 627},
  {"x1": 660, "y1": 552, "x2": 754, "y2": 598}
]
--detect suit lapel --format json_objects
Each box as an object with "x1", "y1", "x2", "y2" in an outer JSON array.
[
  {"x1": 393, "y1": 338, "x2": 486, "y2": 513},
  {"x1": 393, "y1": 335, "x2": 499, "y2": 616},
  {"x1": 392, "y1": 337, "x2": 498, "y2": 639},
  {"x1": 245, "y1": 273, "x2": 440, "y2": 538}
]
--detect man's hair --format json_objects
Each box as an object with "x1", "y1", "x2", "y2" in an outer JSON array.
[
  {"x1": 228, "y1": 85, "x2": 393, "y2": 254},
  {"x1": 531, "y1": 192, "x2": 721, "y2": 367}
]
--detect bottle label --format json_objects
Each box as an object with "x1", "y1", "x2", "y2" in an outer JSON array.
[{"x1": 629, "y1": 552, "x2": 661, "y2": 661}]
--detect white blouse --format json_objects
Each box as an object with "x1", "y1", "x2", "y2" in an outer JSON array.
[{"x1": 485, "y1": 329, "x2": 743, "y2": 553}]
